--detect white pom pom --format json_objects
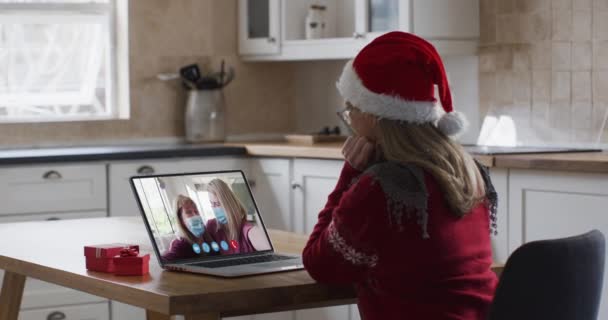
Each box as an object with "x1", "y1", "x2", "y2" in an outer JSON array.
[{"x1": 437, "y1": 111, "x2": 468, "y2": 137}]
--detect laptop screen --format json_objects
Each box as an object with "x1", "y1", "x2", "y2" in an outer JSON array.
[{"x1": 131, "y1": 171, "x2": 273, "y2": 264}]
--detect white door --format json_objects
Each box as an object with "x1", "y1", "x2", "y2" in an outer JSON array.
[
  {"x1": 489, "y1": 168, "x2": 509, "y2": 264},
  {"x1": 292, "y1": 159, "x2": 354, "y2": 320},
  {"x1": 238, "y1": 0, "x2": 280, "y2": 55},
  {"x1": 250, "y1": 158, "x2": 292, "y2": 232},
  {"x1": 508, "y1": 169, "x2": 608, "y2": 320}
]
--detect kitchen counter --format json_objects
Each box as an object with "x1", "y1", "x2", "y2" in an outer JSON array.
[
  {"x1": 494, "y1": 151, "x2": 608, "y2": 173},
  {"x1": 231, "y1": 142, "x2": 496, "y2": 167},
  {"x1": 2, "y1": 141, "x2": 607, "y2": 173},
  {"x1": 0, "y1": 144, "x2": 247, "y2": 165}
]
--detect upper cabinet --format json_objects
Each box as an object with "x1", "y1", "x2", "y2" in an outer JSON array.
[
  {"x1": 238, "y1": 0, "x2": 281, "y2": 55},
  {"x1": 238, "y1": 0, "x2": 479, "y2": 61}
]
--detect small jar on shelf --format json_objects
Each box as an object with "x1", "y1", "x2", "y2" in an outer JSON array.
[{"x1": 305, "y1": 4, "x2": 326, "y2": 40}]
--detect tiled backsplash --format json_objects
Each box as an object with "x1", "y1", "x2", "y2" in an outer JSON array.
[
  {"x1": 0, "y1": 0, "x2": 295, "y2": 147},
  {"x1": 480, "y1": 0, "x2": 608, "y2": 145}
]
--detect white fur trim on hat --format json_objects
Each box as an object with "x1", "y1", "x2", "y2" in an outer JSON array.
[
  {"x1": 437, "y1": 111, "x2": 468, "y2": 137},
  {"x1": 336, "y1": 60, "x2": 441, "y2": 123}
]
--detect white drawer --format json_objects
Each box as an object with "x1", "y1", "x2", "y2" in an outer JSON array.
[
  {"x1": 0, "y1": 164, "x2": 107, "y2": 215},
  {"x1": 109, "y1": 157, "x2": 249, "y2": 217},
  {"x1": 0, "y1": 211, "x2": 107, "y2": 309},
  {"x1": 19, "y1": 302, "x2": 109, "y2": 320}
]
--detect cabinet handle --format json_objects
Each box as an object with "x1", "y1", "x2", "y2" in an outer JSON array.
[
  {"x1": 46, "y1": 217, "x2": 61, "y2": 221},
  {"x1": 47, "y1": 311, "x2": 66, "y2": 320},
  {"x1": 267, "y1": 36, "x2": 276, "y2": 43},
  {"x1": 291, "y1": 182, "x2": 302, "y2": 190},
  {"x1": 353, "y1": 32, "x2": 365, "y2": 39},
  {"x1": 136, "y1": 165, "x2": 155, "y2": 175},
  {"x1": 42, "y1": 170, "x2": 62, "y2": 180}
]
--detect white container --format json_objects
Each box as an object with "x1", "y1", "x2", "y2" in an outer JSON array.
[
  {"x1": 185, "y1": 89, "x2": 225, "y2": 143},
  {"x1": 305, "y1": 5, "x2": 326, "y2": 39}
]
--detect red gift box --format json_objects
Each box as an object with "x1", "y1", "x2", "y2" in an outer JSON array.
[
  {"x1": 84, "y1": 244, "x2": 139, "y2": 273},
  {"x1": 113, "y1": 250, "x2": 150, "y2": 276}
]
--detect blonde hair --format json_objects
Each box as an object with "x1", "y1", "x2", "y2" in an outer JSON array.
[
  {"x1": 207, "y1": 179, "x2": 247, "y2": 241},
  {"x1": 375, "y1": 120, "x2": 486, "y2": 217}
]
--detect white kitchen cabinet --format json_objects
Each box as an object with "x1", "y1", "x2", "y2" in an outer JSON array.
[
  {"x1": 108, "y1": 156, "x2": 249, "y2": 217},
  {"x1": 19, "y1": 302, "x2": 109, "y2": 320},
  {"x1": 292, "y1": 159, "x2": 353, "y2": 320},
  {"x1": 238, "y1": 0, "x2": 281, "y2": 55},
  {"x1": 0, "y1": 211, "x2": 107, "y2": 310},
  {"x1": 489, "y1": 168, "x2": 509, "y2": 264},
  {"x1": 250, "y1": 158, "x2": 293, "y2": 231},
  {"x1": 239, "y1": 0, "x2": 479, "y2": 61},
  {"x1": 508, "y1": 169, "x2": 608, "y2": 320},
  {"x1": 0, "y1": 163, "x2": 107, "y2": 215}
]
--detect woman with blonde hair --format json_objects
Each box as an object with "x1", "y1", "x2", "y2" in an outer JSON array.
[
  {"x1": 205, "y1": 178, "x2": 270, "y2": 254},
  {"x1": 162, "y1": 195, "x2": 217, "y2": 261},
  {"x1": 303, "y1": 32, "x2": 498, "y2": 320}
]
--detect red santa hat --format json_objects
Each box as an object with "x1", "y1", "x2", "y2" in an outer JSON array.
[{"x1": 336, "y1": 31, "x2": 467, "y2": 137}]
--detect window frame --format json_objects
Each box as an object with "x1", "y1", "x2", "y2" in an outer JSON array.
[{"x1": 0, "y1": 0, "x2": 130, "y2": 123}]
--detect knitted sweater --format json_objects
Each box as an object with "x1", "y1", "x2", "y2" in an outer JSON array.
[{"x1": 303, "y1": 161, "x2": 498, "y2": 320}]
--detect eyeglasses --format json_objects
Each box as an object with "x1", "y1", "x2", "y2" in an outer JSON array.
[{"x1": 336, "y1": 106, "x2": 354, "y2": 134}]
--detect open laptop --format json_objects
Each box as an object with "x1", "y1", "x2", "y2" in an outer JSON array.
[{"x1": 130, "y1": 169, "x2": 303, "y2": 277}]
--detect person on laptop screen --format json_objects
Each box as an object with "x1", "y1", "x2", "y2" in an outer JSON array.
[
  {"x1": 162, "y1": 195, "x2": 219, "y2": 261},
  {"x1": 205, "y1": 178, "x2": 271, "y2": 254}
]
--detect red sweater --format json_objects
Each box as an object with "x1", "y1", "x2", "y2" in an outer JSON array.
[{"x1": 303, "y1": 162, "x2": 497, "y2": 320}]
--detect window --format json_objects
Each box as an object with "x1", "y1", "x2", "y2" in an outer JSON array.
[{"x1": 0, "y1": 0, "x2": 129, "y2": 122}]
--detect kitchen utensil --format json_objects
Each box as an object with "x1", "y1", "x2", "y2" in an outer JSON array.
[{"x1": 180, "y1": 64, "x2": 200, "y2": 83}]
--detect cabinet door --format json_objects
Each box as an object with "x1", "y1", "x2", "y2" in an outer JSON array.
[
  {"x1": 489, "y1": 168, "x2": 509, "y2": 264},
  {"x1": 109, "y1": 157, "x2": 249, "y2": 217},
  {"x1": 0, "y1": 211, "x2": 107, "y2": 310},
  {"x1": 508, "y1": 169, "x2": 608, "y2": 320},
  {"x1": 238, "y1": 0, "x2": 280, "y2": 55},
  {"x1": 250, "y1": 158, "x2": 292, "y2": 231},
  {"x1": 19, "y1": 302, "x2": 109, "y2": 320},
  {"x1": 359, "y1": 0, "x2": 410, "y2": 40},
  {"x1": 0, "y1": 163, "x2": 106, "y2": 215},
  {"x1": 292, "y1": 159, "x2": 351, "y2": 320}
]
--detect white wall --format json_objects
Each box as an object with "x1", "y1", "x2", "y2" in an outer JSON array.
[{"x1": 292, "y1": 56, "x2": 480, "y2": 145}]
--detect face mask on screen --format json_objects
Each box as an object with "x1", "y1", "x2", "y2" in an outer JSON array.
[
  {"x1": 213, "y1": 207, "x2": 228, "y2": 225},
  {"x1": 186, "y1": 215, "x2": 205, "y2": 237}
]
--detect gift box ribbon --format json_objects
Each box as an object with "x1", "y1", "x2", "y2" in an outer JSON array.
[{"x1": 120, "y1": 247, "x2": 139, "y2": 257}]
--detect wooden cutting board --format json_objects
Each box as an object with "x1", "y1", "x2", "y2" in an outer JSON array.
[{"x1": 284, "y1": 134, "x2": 348, "y2": 145}]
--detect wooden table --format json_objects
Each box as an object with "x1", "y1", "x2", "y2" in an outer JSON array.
[{"x1": 0, "y1": 217, "x2": 504, "y2": 320}]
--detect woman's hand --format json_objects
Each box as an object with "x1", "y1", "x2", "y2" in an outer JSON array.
[{"x1": 342, "y1": 136, "x2": 379, "y2": 171}]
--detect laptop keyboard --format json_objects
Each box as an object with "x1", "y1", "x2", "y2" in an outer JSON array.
[{"x1": 190, "y1": 254, "x2": 296, "y2": 269}]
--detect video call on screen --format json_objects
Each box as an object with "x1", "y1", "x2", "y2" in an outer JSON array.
[{"x1": 133, "y1": 172, "x2": 271, "y2": 262}]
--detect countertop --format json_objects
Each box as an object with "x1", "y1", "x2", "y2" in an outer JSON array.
[
  {"x1": 0, "y1": 144, "x2": 246, "y2": 165},
  {"x1": 1, "y1": 141, "x2": 607, "y2": 173}
]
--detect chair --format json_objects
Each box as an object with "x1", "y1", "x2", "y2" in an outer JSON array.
[{"x1": 488, "y1": 230, "x2": 605, "y2": 320}]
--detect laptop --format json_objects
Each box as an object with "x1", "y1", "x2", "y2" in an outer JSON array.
[{"x1": 130, "y1": 169, "x2": 304, "y2": 277}]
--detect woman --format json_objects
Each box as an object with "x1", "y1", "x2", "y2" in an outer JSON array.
[
  {"x1": 162, "y1": 195, "x2": 217, "y2": 261},
  {"x1": 205, "y1": 178, "x2": 271, "y2": 254},
  {"x1": 303, "y1": 32, "x2": 498, "y2": 320}
]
